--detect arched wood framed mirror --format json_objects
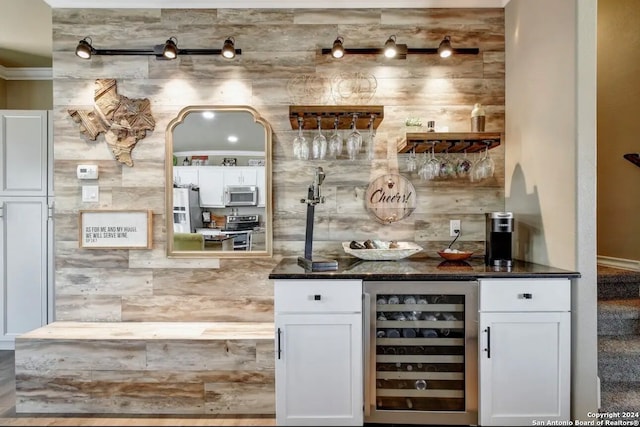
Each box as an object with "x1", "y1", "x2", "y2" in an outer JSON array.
[{"x1": 165, "y1": 106, "x2": 272, "y2": 258}]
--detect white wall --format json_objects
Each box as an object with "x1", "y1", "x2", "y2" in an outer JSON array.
[{"x1": 505, "y1": 0, "x2": 598, "y2": 420}]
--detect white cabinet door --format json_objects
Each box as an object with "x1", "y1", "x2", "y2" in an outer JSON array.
[
  {"x1": 197, "y1": 167, "x2": 224, "y2": 207},
  {"x1": 479, "y1": 311, "x2": 571, "y2": 426},
  {"x1": 224, "y1": 167, "x2": 257, "y2": 186},
  {"x1": 274, "y1": 279, "x2": 363, "y2": 426},
  {"x1": 0, "y1": 111, "x2": 49, "y2": 197},
  {"x1": 173, "y1": 166, "x2": 199, "y2": 187},
  {"x1": 0, "y1": 197, "x2": 49, "y2": 349},
  {"x1": 275, "y1": 313, "x2": 362, "y2": 426}
]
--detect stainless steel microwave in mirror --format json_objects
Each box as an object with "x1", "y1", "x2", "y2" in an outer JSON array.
[{"x1": 165, "y1": 106, "x2": 272, "y2": 258}]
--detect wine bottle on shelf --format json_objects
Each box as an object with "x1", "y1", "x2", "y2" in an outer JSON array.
[
  {"x1": 377, "y1": 296, "x2": 388, "y2": 305},
  {"x1": 406, "y1": 312, "x2": 419, "y2": 321},
  {"x1": 420, "y1": 328, "x2": 438, "y2": 338},
  {"x1": 442, "y1": 312, "x2": 457, "y2": 321},
  {"x1": 402, "y1": 328, "x2": 417, "y2": 338},
  {"x1": 392, "y1": 312, "x2": 406, "y2": 321},
  {"x1": 415, "y1": 379, "x2": 427, "y2": 390},
  {"x1": 388, "y1": 295, "x2": 400, "y2": 304},
  {"x1": 417, "y1": 295, "x2": 428, "y2": 305},
  {"x1": 403, "y1": 295, "x2": 417, "y2": 304},
  {"x1": 376, "y1": 330, "x2": 386, "y2": 338},
  {"x1": 422, "y1": 313, "x2": 437, "y2": 321},
  {"x1": 440, "y1": 312, "x2": 456, "y2": 336},
  {"x1": 377, "y1": 313, "x2": 387, "y2": 321},
  {"x1": 386, "y1": 328, "x2": 401, "y2": 338}
]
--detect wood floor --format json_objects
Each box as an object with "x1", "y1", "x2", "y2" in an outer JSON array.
[{"x1": 0, "y1": 351, "x2": 276, "y2": 426}]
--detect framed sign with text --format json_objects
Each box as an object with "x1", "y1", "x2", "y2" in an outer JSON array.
[
  {"x1": 79, "y1": 210, "x2": 153, "y2": 249},
  {"x1": 365, "y1": 174, "x2": 417, "y2": 224}
]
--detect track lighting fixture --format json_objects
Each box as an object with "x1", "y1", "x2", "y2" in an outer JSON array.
[
  {"x1": 321, "y1": 34, "x2": 478, "y2": 59},
  {"x1": 221, "y1": 37, "x2": 236, "y2": 59},
  {"x1": 75, "y1": 37, "x2": 94, "y2": 59},
  {"x1": 331, "y1": 37, "x2": 345, "y2": 59},
  {"x1": 383, "y1": 35, "x2": 397, "y2": 58},
  {"x1": 74, "y1": 36, "x2": 242, "y2": 60},
  {"x1": 438, "y1": 35, "x2": 453, "y2": 58},
  {"x1": 162, "y1": 37, "x2": 178, "y2": 59}
]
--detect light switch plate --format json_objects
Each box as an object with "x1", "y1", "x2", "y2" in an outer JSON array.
[{"x1": 82, "y1": 185, "x2": 99, "y2": 202}]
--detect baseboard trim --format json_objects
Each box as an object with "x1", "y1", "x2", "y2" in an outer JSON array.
[{"x1": 597, "y1": 255, "x2": 640, "y2": 272}]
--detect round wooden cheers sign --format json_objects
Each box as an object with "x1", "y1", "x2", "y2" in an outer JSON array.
[{"x1": 365, "y1": 174, "x2": 417, "y2": 224}]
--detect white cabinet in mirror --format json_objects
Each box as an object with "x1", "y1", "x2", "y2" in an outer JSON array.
[{"x1": 165, "y1": 106, "x2": 273, "y2": 258}]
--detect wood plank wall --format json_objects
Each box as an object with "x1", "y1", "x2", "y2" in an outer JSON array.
[{"x1": 51, "y1": 8, "x2": 505, "y2": 322}]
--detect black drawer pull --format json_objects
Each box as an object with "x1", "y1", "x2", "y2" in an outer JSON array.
[
  {"x1": 520, "y1": 293, "x2": 533, "y2": 299},
  {"x1": 314, "y1": 294, "x2": 322, "y2": 301}
]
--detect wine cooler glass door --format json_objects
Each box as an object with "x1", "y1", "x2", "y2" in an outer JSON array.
[{"x1": 363, "y1": 281, "x2": 478, "y2": 426}]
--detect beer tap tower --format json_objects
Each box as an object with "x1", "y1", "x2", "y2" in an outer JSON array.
[{"x1": 297, "y1": 166, "x2": 338, "y2": 271}]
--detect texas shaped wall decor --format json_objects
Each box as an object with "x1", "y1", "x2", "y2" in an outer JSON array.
[{"x1": 68, "y1": 79, "x2": 155, "y2": 167}]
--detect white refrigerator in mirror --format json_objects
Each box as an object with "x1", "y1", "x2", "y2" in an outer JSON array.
[{"x1": 173, "y1": 187, "x2": 202, "y2": 233}]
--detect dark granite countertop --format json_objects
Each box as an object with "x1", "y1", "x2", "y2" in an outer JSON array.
[{"x1": 269, "y1": 257, "x2": 580, "y2": 281}]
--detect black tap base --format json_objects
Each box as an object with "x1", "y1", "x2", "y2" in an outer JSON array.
[{"x1": 297, "y1": 256, "x2": 338, "y2": 272}]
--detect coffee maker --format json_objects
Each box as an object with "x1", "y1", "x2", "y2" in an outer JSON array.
[{"x1": 485, "y1": 212, "x2": 514, "y2": 267}]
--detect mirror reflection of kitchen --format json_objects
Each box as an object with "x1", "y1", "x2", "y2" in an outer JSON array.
[{"x1": 171, "y1": 108, "x2": 267, "y2": 253}]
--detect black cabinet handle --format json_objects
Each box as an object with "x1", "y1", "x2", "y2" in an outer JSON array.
[
  {"x1": 484, "y1": 327, "x2": 491, "y2": 358},
  {"x1": 314, "y1": 294, "x2": 321, "y2": 301},
  {"x1": 521, "y1": 293, "x2": 533, "y2": 299},
  {"x1": 277, "y1": 328, "x2": 282, "y2": 359}
]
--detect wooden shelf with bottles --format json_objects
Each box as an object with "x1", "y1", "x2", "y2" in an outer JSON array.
[
  {"x1": 398, "y1": 132, "x2": 502, "y2": 154},
  {"x1": 289, "y1": 105, "x2": 384, "y2": 130}
]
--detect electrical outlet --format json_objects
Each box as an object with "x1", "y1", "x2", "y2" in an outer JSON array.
[{"x1": 450, "y1": 220, "x2": 461, "y2": 237}]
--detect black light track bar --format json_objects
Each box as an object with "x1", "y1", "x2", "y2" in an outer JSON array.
[
  {"x1": 320, "y1": 47, "x2": 479, "y2": 57},
  {"x1": 92, "y1": 47, "x2": 242, "y2": 59}
]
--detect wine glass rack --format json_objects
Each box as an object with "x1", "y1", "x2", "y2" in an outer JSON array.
[
  {"x1": 289, "y1": 105, "x2": 384, "y2": 131},
  {"x1": 398, "y1": 132, "x2": 502, "y2": 154}
]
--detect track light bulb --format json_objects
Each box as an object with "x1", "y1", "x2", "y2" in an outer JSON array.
[
  {"x1": 222, "y1": 37, "x2": 236, "y2": 59},
  {"x1": 384, "y1": 35, "x2": 397, "y2": 58},
  {"x1": 438, "y1": 35, "x2": 453, "y2": 58},
  {"x1": 331, "y1": 37, "x2": 345, "y2": 59},
  {"x1": 162, "y1": 37, "x2": 178, "y2": 59},
  {"x1": 75, "y1": 37, "x2": 93, "y2": 59}
]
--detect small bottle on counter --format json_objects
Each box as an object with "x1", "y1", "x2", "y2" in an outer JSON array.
[{"x1": 426, "y1": 121, "x2": 436, "y2": 132}]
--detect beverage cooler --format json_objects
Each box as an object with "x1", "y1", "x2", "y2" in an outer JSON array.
[{"x1": 363, "y1": 281, "x2": 478, "y2": 425}]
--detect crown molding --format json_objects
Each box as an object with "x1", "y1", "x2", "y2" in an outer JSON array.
[
  {"x1": 0, "y1": 66, "x2": 53, "y2": 81},
  {"x1": 43, "y1": 0, "x2": 508, "y2": 8}
]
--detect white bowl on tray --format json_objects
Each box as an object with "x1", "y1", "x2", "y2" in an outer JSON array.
[{"x1": 342, "y1": 241, "x2": 423, "y2": 261}]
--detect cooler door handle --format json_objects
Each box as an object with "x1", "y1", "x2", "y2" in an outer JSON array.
[{"x1": 276, "y1": 328, "x2": 282, "y2": 359}]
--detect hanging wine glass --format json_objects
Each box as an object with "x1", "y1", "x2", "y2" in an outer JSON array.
[
  {"x1": 328, "y1": 116, "x2": 343, "y2": 159},
  {"x1": 455, "y1": 149, "x2": 473, "y2": 180},
  {"x1": 311, "y1": 115, "x2": 327, "y2": 160},
  {"x1": 438, "y1": 149, "x2": 456, "y2": 180},
  {"x1": 417, "y1": 150, "x2": 429, "y2": 180},
  {"x1": 406, "y1": 146, "x2": 417, "y2": 172},
  {"x1": 346, "y1": 114, "x2": 361, "y2": 161},
  {"x1": 293, "y1": 116, "x2": 309, "y2": 160},
  {"x1": 366, "y1": 115, "x2": 375, "y2": 161},
  {"x1": 426, "y1": 143, "x2": 440, "y2": 180}
]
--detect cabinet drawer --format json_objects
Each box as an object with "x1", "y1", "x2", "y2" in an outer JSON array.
[
  {"x1": 275, "y1": 280, "x2": 362, "y2": 313},
  {"x1": 479, "y1": 279, "x2": 570, "y2": 312}
]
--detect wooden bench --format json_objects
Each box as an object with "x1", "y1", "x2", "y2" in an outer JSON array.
[{"x1": 14, "y1": 321, "x2": 275, "y2": 415}]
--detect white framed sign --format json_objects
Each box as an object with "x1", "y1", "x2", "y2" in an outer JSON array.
[{"x1": 79, "y1": 210, "x2": 153, "y2": 249}]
